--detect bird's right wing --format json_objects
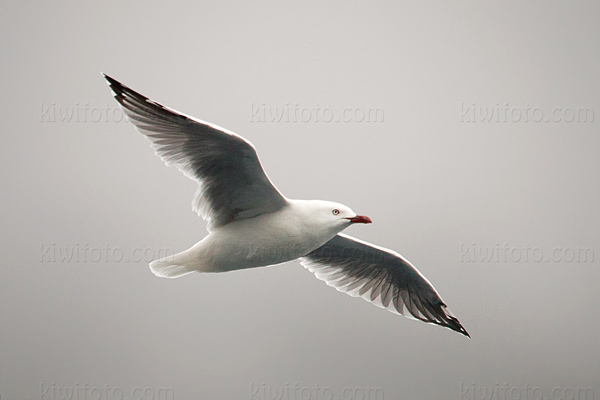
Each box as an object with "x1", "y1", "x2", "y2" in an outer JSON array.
[
  {"x1": 104, "y1": 74, "x2": 287, "y2": 231},
  {"x1": 300, "y1": 233, "x2": 469, "y2": 337}
]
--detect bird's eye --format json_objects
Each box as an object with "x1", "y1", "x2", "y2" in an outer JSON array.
[{"x1": 332, "y1": 209, "x2": 340, "y2": 215}]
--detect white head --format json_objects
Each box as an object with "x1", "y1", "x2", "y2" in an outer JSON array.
[{"x1": 302, "y1": 200, "x2": 372, "y2": 232}]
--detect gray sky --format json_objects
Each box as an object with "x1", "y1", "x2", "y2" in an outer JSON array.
[{"x1": 1, "y1": 1, "x2": 598, "y2": 399}]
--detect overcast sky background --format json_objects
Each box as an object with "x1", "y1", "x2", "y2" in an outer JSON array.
[{"x1": 1, "y1": 1, "x2": 599, "y2": 399}]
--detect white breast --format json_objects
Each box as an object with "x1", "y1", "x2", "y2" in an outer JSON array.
[{"x1": 194, "y1": 200, "x2": 340, "y2": 273}]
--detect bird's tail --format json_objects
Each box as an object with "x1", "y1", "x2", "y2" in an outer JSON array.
[{"x1": 149, "y1": 249, "x2": 200, "y2": 278}]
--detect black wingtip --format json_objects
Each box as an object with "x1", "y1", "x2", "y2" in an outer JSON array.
[
  {"x1": 102, "y1": 73, "x2": 125, "y2": 94},
  {"x1": 101, "y1": 72, "x2": 115, "y2": 86},
  {"x1": 430, "y1": 301, "x2": 470, "y2": 338},
  {"x1": 102, "y1": 73, "x2": 138, "y2": 99},
  {"x1": 102, "y1": 72, "x2": 116, "y2": 84},
  {"x1": 101, "y1": 74, "x2": 148, "y2": 109},
  {"x1": 437, "y1": 315, "x2": 470, "y2": 338},
  {"x1": 450, "y1": 318, "x2": 470, "y2": 338}
]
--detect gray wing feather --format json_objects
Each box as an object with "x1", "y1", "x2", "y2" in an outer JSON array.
[
  {"x1": 301, "y1": 233, "x2": 470, "y2": 337},
  {"x1": 104, "y1": 74, "x2": 287, "y2": 231}
]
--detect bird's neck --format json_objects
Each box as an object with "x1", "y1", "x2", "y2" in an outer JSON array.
[{"x1": 284, "y1": 199, "x2": 342, "y2": 247}]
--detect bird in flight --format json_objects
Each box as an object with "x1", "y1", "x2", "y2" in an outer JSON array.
[{"x1": 103, "y1": 74, "x2": 469, "y2": 337}]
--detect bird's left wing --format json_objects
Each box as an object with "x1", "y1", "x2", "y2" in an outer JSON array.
[
  {"x1": 300, "y1": 233, "x2": 469, "y2": 337},
  {"x1": 103, "y1": 74, "x2": 287, "y2": 231}
]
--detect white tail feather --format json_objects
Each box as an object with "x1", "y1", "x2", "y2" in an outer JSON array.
[{"x1": 149, "y1": 250, "x2": 201, "y2": 278}]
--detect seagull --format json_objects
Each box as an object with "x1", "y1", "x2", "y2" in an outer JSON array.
[{"x1": 103, "y1": 74, "x2": 469, "y2": 337}]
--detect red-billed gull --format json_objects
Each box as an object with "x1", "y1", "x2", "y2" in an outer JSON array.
[{"x1": 104, "y1": 74, "x2": 469, "y2": 337}]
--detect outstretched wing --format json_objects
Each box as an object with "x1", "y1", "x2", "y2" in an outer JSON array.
[
  {"x1": 301, "y1": 233, "x2": 469, "y2": 337},
  {"x1": 104, "y1": 74, "x2": 287, "y2": 231}
]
